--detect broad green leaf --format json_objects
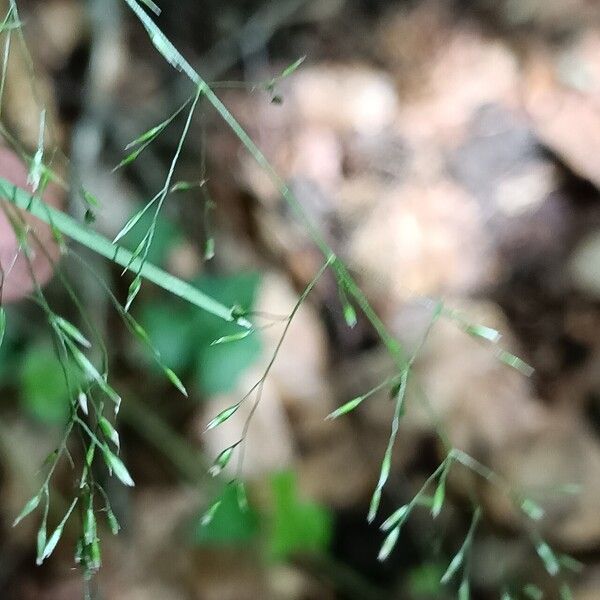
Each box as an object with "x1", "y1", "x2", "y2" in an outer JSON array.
[
  {"x1": 198, "y1": 334, "x2": 260, "y2": 395},
  {"x1": 193, "y1": 485, "x2": 258, "y2": 545},
  {"x1": 407, "y1": 563, "x2": 445, "y2": 597},
  {"x1": 269, "y1": 471, "x2": 332, "y2": 560},
  {"x1": 20, "y1": 344, "x2": 74, "y2": 424}
]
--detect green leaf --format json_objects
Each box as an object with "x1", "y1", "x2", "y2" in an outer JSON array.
[
  {"x1": 269, "y1": 470, "x2": 332, "y2": 560},
  {"x1": 20, "y1": 344, "x2": 74, "y2": 424},
  {"x1": 102, "y1": 448, "x2": 135, "y2": 487},
  {"x1": 192, "y1": 273, "x2": 261, "y2": 394},
  {"x1": 407, "y1": 563, "x2": 445, "y2": 597},
  {"x1": 198, "y1": 333, "x2": 260, "y2": 395},
  {"x1": 13, "y1": 493, "x2": 41, "y2": 526},
  {"x1": 139, "y1": 301, "x2": 195, "y2": 371},
  {"x1": 378, "y1": 526, "x2": 400, "y2": 561},
  {"x1": 193, "y1": 485, "x2": 258, "y2": 546}
]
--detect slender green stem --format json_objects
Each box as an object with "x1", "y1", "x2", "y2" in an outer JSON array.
[{"x1": 0, "y1": 178, "x2": 250, "y2": 327}]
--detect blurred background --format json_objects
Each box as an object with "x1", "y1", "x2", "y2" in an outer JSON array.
[{"x1": 1, "y1": 0, "x2": 600, "y2": 598}]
